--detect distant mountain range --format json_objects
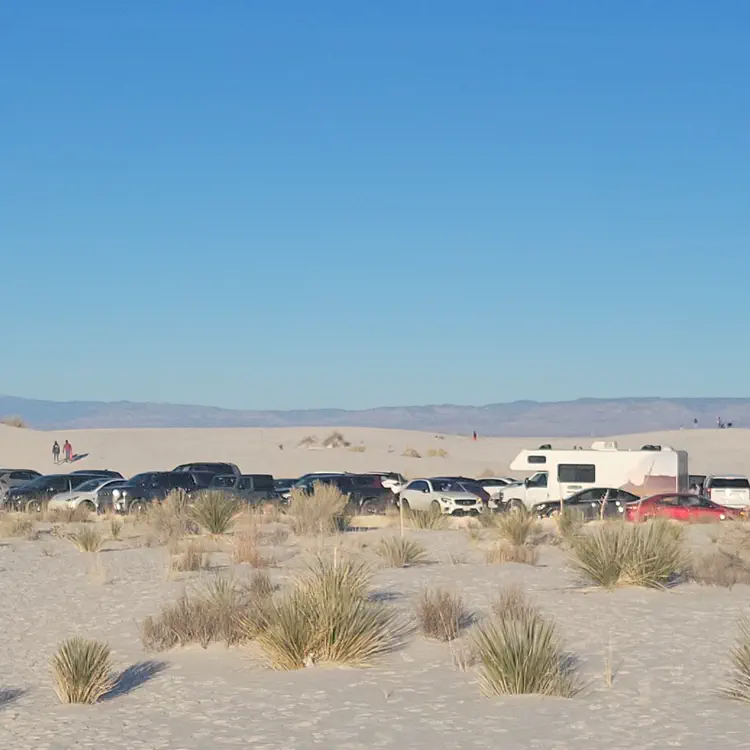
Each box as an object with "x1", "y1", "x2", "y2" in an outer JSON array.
[{"x1": 1, "y1": 394, "x2": 748, "y2": 436}]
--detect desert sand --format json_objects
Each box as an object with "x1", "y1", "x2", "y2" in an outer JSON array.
[{"x1": 2, "y1": 424, "x2": 750, "y2": 749}]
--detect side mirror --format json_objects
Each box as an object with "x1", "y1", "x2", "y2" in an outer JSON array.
[
  {"x1": 422, "y1": 488, "x2": 429, "y2": 493},
  {"x1": 524, "y1": 478, "x2": 530, "y2": 487}
]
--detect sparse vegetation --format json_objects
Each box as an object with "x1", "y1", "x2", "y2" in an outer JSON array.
[
  {"x1": 401, "y1": 447, "x2": 422, "y2": 458},
  {"x1": 348, "y1": 444, "x2": 366, "y2": 453},
  {"x1": 405, "y1": 507, "x2": 447, "y2": 530},
  {"x1": 375, "y1": 536, "x2": 429, "y2": 567},
  {"x1": 288, "y1": 482, "x2": 350, "y2": 535},
  {"x1": 567, "y1": 519, "x2": 685, "y2": 589},
  {"x1": 170, "y1": 539, "x2": 209, "y2": 572},
  {"x1": 190, "y1": 491, "x2": 238, "y2": 535},
  {"x1": 416, "y1": 587, "x2": 471, "y2": 641},
  {"x1": 494, "y1": 507, "x2": 538, "y2": 547},
  {"x1": 256, "y1": 556, "x2": 407, "y2": 670},
  {"x1": 67, "y1": 527, "x2": 104, "y2": 553},
  {"x1": 427, "y1": 448, "x2": 448, "y2": 458},
  {"x1": 1, "y1": 415, "x2": 27, "y2": 428},
  {"x1": 248, "y1": 570, "x2": 276, "y2": 598},
  {"x1": 109, "y1": 519, "x2": 123, "y2": 540},
  {"x1": 298, "y1": 435, "x2": 318, "y2": 448},
  {"x1": 232, "y1": 530, "x2": 274, "y2": 568},
  {"x1": 722, "y1": 617, "x2": 750, "y2": 703},
  {"x1": 555, "y1": 507, "x2": 585, "y2": 540},
  {"x1": 473, "y1": 605, "x2": 579, "y2": 697},
  {"x1": 322, "y1": 430, "x2": 351, "y2": 448},
  {"x1": 144, "y1": 490, "x2": 198, "y2": 544},
  {"x1": 485, "y1": 542, "x2": 538, "y2": 566},
  {"x1": 50, "y1": 638, "x2": 115, "y2": 704},
  {"x1": 691, "y1": 548, "x2": 750, "y2": 588},
  {"x1": 492, "y1": 584, "x2": 539, "y2": 621},
  {"x1": 0, "y1": 514, "x2": 35, "y2": 539}
]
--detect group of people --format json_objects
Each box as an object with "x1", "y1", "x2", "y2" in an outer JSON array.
[{"x1": 52, "y1": 440, "x2": 73, "y2": 464}]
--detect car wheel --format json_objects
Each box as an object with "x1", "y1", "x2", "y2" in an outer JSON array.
[
  {"x1": 509, "y1": 499, "x2": 524, "y2": 512},
  {"x1": 25, "y1": 499, "x2": 43, "y2": 514},
  {"x1": 79, "y1": 500, "x2": 96, "y2": 513},
  {"x1": 360, "y1": 498, "x2": 380, "y2": 515},
  {"x1": 399, "y1": 498, "x2": 410, "y2": 510},
  {"x1": 129, "y1": 500, "x2": 148, "y2": 515}
]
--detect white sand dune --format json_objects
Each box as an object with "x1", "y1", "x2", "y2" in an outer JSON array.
[{"x1": 3, "y1": 423, "x2": 750, "y2": 478}]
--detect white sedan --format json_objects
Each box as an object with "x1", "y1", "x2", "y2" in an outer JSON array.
[{"x1": 47, "y1": 478, "x2": 128, "y2": 513}]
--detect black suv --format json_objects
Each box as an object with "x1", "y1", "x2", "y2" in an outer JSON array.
[
  {"x1": 70, "y1": 469, "x2": 124, "y2": 479},
  {"x1": 5, "y1": 473, "x2": 108, "y2": 512},
  {"x1": 173, "y1": 462, "x2": 241, "y2": 478},
  {"x1": 292, "y1": 474, "x2": 394, "y2": 514},
  {"x1": 209, "y1": 474, "x2": 277, "y2": 504},
  {"x1": 113, "y1": 471, "x2": 212, "y2": 514}
]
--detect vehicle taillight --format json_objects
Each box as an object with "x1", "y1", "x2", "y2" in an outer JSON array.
[{"x1": 706, "y1": 487, "x2": 711, "y2": 499}]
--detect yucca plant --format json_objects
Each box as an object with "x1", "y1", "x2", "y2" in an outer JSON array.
[
  {"x1": 51, "y1": 638, "x2": 116, "y2": 704},
  {"x1": 568, "y1": 518, "x2": 685, "y2": 589},
  {"x1": 494, "y1": 507, "x2": 538, "y2": 546},
  {"x1": 67, "y1": 527, "x2": 104, "y2": 553},
  {"x1": 288, "y1": 482, "x2": 350, "y2": 535},
  {"x1": 406, "y1": 507, "x2": 447, "y2": 530},
  {"x1": 190, "y1": 491, "x2": 238, "y2": 535},
  {"x1": 375, "y1": 536, "x2": 429, "y2": 567},
  {"x1": 722, "y1": 617, "x2": 750, "y2": 702},
  {"x1": 473, "y1": 608, "x2": 579, "y2": 697},
  {"x1": 416, "y1": 587, "x2": 471, "y2": 641}
]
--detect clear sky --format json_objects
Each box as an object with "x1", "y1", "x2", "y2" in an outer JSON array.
[{"x1": 2, "y1": 1, "x2": 749, "y2": 410}]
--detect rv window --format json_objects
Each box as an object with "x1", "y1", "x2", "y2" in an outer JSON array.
[
  {"x1": 528, "y1": 455, "x2": 547, "y2": 464},
  {"x1": 558, "y1": 464, "x2": 596, "y2": 483}
]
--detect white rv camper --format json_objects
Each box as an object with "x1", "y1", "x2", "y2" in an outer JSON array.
[{"x1": 500, "y1": 442, "x2": 689, "y2": 510}]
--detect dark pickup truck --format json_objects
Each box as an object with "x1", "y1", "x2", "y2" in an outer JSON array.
[
  {"x1": 208, "y1": 474, "x2": 278, "y2": 504},
  {"x1": 113, "y1": 471, "x2": 212, "y2": 514},
  {"x1": 292, "y1": 474, "x2": 395, "y2": 514}
]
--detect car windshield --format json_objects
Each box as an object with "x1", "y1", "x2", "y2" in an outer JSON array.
[
  {"x1": 15, "y1": 475, "x2": 54, "y2": 489},
  {"x1": 711, "y1": 478, "x2": 750, "y2": 489},
  {"x1": 75, "y1": 479, "x2": 105, "y2": 492},
  {"x1": 433, "y1": 480, "x2": 462, "y2": 492},
  {"x1": 210, "y1": 475, "x2": 237, "y2": 488},
  {"x1": 129, "y1": 473, "x2": 161, "y2": 485}
]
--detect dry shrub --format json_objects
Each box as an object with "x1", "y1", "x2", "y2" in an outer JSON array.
[
  {"x1": 0, "y1": 514, "x2": 35, "y2": 539},
  {"x1": 568, "y1": 519, "x2": 685, "y2": 589},
  {"x1": 263, "y1": 527, "x2": 289, "y2": 545},
  {"x1": 691, "y1": 549, "x2": 750, "y2": 588},
  {"x1": 495, "y1": 507, "x2": 538, "y2": 547},
  {"x1": 555, "y1": 507, "x2": 585, "y2": 541},
  {"x1": 249, "y1": 570, "x2": 276, "y2": 598},
  {"x1": 473, "y1": 606, "x2": 579, "y2": 697},
  {"x1": 1, "y1": 416, "x2": 26, "y2": 428},
  {"x1": 288, "y1": 482, "x2": 349, "y2": 535},
  {"x1": 722, "y1": 617, "x2": 750, "y2": 702},
  {"x1": 402, "y1": 448, "x2": 421, "y2": 458},
  {"x1": 47, "y1": 506, "x2": 92, "y2": 524},
  {"x1": 348, "y1": 444, "x2": 366, "y2": 453},
  {"x1": 232, "y1": 530, "x2": 274, "y2": 568},
  {"x1": 492, "y1": 584, "x2": 539, "y2": 621},
  {"x1": 144, "y1": 490, "x2": 198, "y2": 544},
  {"x1": 67, "y1": 527, "x2": 104, "y2": 553},
  {"x1": 416, "y1": 587, "x2": 471, "y2": 641},
  {"x1": 109, "y1": 519, "x2": 123, "y2": 540},
  {"x1": 171, "y1": 539, "x2": 209, "y2": 572},
  {"x1": 427, "y1": 448, "x2": 448, "y2": 458},
  {"x1": 298, "y1": 435, "x2": 318, "y2": 448},
  {"x1": 50, "y1": 638, "x2": 115, "y2": 704},
  {"x1": 257, "y1": 556, "x2": 407, "y2": 670},
  {"x1": 375, "y1": 536, "x2": 429, "y2": 567},
  {"x1": 141, "y1": 576, "x2": 268, "y2": 651},
  {"x1": 406, "y1": 507, "x2": 447, "y2": 530},
  {"x1": 322, "y1": 430, "x2": 350, "y2": 448},
  {"x1": 190, "y1": 491, "x2": 238, "y2": 535},
  {"x1": 486, "y1": 542, "x2": 538, "y2": 566}
]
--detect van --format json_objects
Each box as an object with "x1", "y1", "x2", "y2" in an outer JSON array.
[{"x1": 499, "y1": 442, "x2": 688, "y2": 510}]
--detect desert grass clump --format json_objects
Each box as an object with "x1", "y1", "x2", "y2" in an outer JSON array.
[
  {"x1": 231, "y1": 530, "x2": 274, "y2": 568},
  {"x1": 691, "y1": 549, "x2": 750, "y2": 588},
  {"x1": 144, "y1": 490, "x2": 198, "y2": 544},
  {"x1": 722, "y1": 617, "x2": 750, "y2": 703},
  {"x1": 0, "y1": 514, "x2": 35, "y2": 539},
  {"x1": 322, "y1": 430, "x2": 350, "y2": 448},
  {"x1": 406, "y1": 507, "x2": 448, "y2": 530},
  {"x1": 427, "y1": 448, "x2": 448, "y2": 458},
  {"x1": 170, "y1": 539, "x2": 209, "y2": 572},
  {"x1": 485, "y1": 542, "x2": 538, "y2": 566},
  {"x1": 109, "y1": 519, "x2": 123, "y2": 540},
  {"x1": 50, "y1": 638, "x2": 115, "y2": 704},
  {"x1": 555, "y1": 506, "x2": 585, "y2": 541},
  {"x1": 375, "y1": 536, "x2": 429, "y2": 567},
  {"x1": 67, "y1": 527, "x2": 104, "y2": 553},
  {"x1": 568, "y1": 518, "x2": 685, "y2": 589},
  {"x1": 492, "y1": 584, "x2": 539, "y2": 621},
  {"x1": 248, "y1": 570, "x2": 276, "y2": 598},
  {"x1": 473, "y1": 606, "x2": 580, "y2": 697},
  {"x1": 1, "y1": 415, "x2": 26, "y2": 428},
  {"x1": 494, "y1": 507, "x2": 538, "y2": 547},
  {"x1": 416, "y1": 587, "x2": 471, "y2": 641},
  {"x1": 288, "y1": 482, "x2": 350, "y2": 536},
  {"x1": 190, "y1": 491, "x2": 238, "y2": 535},
  {"x1": 257, "y1": 556, "x2": 406, "y2": 670},
  {"x1": 348, "y1": 444, "x2": 366, "y2": 453},
  {"x1": 298, "y1": 435, "x2": 318, "y2": 448},
  {"x1": 401, "y1": 447, "x2": 422, "y2": 459}
]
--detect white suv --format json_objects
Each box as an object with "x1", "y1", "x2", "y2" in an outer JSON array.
[{"x1": 704, "y1": 475, "x2": 750, "y2": 509}]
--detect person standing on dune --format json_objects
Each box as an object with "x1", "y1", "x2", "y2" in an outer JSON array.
[
  {"x1": 52, "y1": 441, "x2": 60, "y2": 464},
  {"x1": 63, "y1": 439, "x2": 72, "y2": 463}
]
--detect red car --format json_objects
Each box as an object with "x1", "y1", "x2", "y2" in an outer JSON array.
[{"x1": 625, "y1": 493, "x2": 740, "y2": 522}]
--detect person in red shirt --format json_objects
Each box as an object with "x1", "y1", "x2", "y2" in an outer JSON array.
[{"x1": 63, "y1": 440, "x2": 72, "y2": 462}]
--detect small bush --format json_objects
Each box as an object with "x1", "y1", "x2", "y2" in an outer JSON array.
[
  {"x1": 722, "y1": 617, "x2": 750, "y2": 702},
  {"x1": 416, "y1": 587, "x2": 471, "y2": 641},
  {"x1": 402, "y1": 448, "x2": 422, "y2": 458},
  {"x1": 427, "y1": 448, "x2": 448, "y2": 458},
  {"x1": 288, "y1": 482, "x2": 349, "y2": 535},
  {"x1": 473, "y1": 607, "x2": 580, "y2": 697},
  {"x1": 298, "y1": 435, "x2": 318, "y2": 448},
  {"x1": 375, "y1": 536, "x2": 429, "y2": 567},
  {"x1": 348, "y1": 444, "x2": 366, "y2": 453},
  {"x1": 322, "y1": 431, "x2": 350, "y2": 448},
  {"x1": 555, "y1": 507, "x2": 585, "y2": 540},
  {"x1": 495, "y1": 507, "x2": 538, "y2": 547},
  {"x1": 1, "y1": 415, "x2": 26, "y2": 428},
  {"x1": 68, "y1": 527, "x2": 104, "y2": 553},
  {"x1": 492, "y1": 584, "x2": 538, "y2": 621},
  {"x1": 691, "y1": 549, "x2": 750, "y2": 588},
  {"x1": 109, "y1": 519, "x2": 123, "y2": 540},
  {"x1": 486, "y1": 542, "x2": 538, "y2": 566},
  {"x1": 190, "y1": 491, "x2": 238, "y2": 535},
  {"x1": 0, "y1": 514, "x2": 35, "y2": 538},
  {"x1": 144, "y1": 490, "x2": 198, "y2": 544},
  {"x1": 257, "y1": 556, "x2": 406, "y2": 670},
  {"x1": 568, "y1": 519, "x2": 685, "y2": 589},
  {"x1": 248, "y1": 570, "x2": 276, "y2": 598},
  {"x1": 50, "y1": 638, "x2": 115, "y2": 704},
  {"x1": 231, "y1": 530, "x2": 273, "y2": 568},
  {"x1": 406, "y1": 507, "x2": 447, "y2": 530},
  {"x1": 171, "y1": 539, "x2": 209, "y2": 572}
]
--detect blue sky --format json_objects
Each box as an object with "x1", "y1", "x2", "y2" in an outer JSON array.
[{"x1": 2, "y1": 1, "x2": 749, "y2": 410}]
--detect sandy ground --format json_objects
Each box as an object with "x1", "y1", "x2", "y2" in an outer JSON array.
[
  {"x1": 0, "y1": 518, "x2": 749, "y2": 749},
  {"x1": 3, "y1": 423, "x2": 750, "y2": 479},
  {"x1": 2, "y1": 425, "x2": 750, "y2": 748}
]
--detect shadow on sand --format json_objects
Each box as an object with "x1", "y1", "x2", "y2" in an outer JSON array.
[{"x1": 103, "y1": 660, "x2": 168, "y2": 701}]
